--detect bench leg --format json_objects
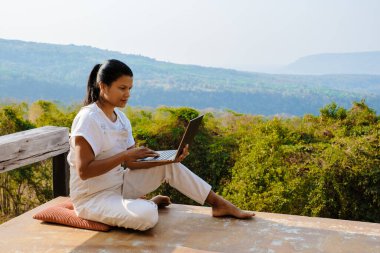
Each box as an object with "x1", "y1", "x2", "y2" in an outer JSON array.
[{"x1": 52, "y1": 152, "x2": 70, "y2": 197}]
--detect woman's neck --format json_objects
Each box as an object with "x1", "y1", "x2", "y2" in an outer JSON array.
[{"x1": 96, "y1": 100, "x2": 116, "y2": 122}]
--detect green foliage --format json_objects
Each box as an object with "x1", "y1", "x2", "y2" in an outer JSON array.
[
  {"x1": 222, "y1": 100, "x2": 380, "y2": 222},
  {"x1": 320, "y1": 102, "x2": 347, "y2": 120},
  {"x1": 0, "y1": 103, "x2": 34, "y2": 134},
  {"x1": 1, "y1": 161, "x2": 53, "y2": 217},
  {"x1": 29, "y1": 100, "x2": 79, "y2": 128},
  {"x1": 158, "y1": 107, "x2": 200, "y2": 123}
]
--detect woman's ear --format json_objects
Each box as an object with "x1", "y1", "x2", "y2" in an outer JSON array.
[
  {"x1": 99, "y1": 82, "x2": 110, "y2": 96},
  {"x1": 98, "y1": 82, "x2": 105, "y2": 92}
]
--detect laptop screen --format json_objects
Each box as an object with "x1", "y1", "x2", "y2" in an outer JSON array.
[{"x1": 174, "y1": 114, "x2": 204, "y2": 159}]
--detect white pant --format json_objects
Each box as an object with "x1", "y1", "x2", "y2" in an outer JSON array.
[{"x1": 74, "y1": 163, "x2": 211, "y2": 231}]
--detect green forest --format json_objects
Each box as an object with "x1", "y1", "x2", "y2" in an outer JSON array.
[{"x1": 0, "y1": 100, "x2": 379, "y2": 224}]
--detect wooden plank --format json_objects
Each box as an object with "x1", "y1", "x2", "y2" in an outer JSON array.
[
  {"x1": 0, "y1": 126, "x2": 69, "y2": 173},
  {"x1": 0, "y1": 197, "x2": 380, "y2": 253}
]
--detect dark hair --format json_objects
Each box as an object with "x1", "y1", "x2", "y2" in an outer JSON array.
[{"x1": 84, "y1": 59, "x2": 133, "y2": 105}]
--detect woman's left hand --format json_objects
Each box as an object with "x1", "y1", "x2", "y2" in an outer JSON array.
[{"x1": 174, "y1": 144, "x2": 190, "y2": 163}]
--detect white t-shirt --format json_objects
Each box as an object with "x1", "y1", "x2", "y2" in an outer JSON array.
[{"x1": 67, "y1": 103, "x2": 135, "y2": 203}]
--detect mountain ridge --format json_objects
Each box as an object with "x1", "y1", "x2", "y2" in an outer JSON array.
[{"x1": 1, "y1": 38, "x2": 379, "y2": 115}]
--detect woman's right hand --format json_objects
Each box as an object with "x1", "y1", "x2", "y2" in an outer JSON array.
[{"x1": 124, "y1": 146, "x2": 159, "y2": 162}]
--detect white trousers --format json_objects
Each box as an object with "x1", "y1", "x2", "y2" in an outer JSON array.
[{"x1": 75, "y1": 163, "x2": 212, "y2": 231}]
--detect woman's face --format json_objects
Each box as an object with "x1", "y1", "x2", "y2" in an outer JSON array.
[{"x1": 100, "y1": 75, "x2": 133, "y2": 108}]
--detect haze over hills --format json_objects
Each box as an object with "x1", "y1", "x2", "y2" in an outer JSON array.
[
  {"x1": 0, "y1": 38, "x2": 379, "y2": 115},
  {"x1": 281, "y1": 52, "x2": 380, "y2": 75}
]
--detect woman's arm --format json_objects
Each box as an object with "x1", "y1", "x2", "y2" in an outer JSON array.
[
  {"x1": 124, "y1": 144, "x2": 190, "y2": 170},
  {"x1": 124, "y1": 160, "x2": 173, "y2": 170},
  {"x1": 74, "y1": 136, "x2": 158, "y2": 180}
]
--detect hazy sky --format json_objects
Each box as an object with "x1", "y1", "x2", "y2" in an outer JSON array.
[{"x1": 1, "y1": 0, "x2": 380, "y2": 71}]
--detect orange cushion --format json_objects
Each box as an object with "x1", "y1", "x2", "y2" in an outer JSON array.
[{"x1": 33, "y1": 199, "x2": 111, "y2": 232}]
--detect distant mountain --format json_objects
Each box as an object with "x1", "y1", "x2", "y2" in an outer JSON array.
[
  {"x1": 1, "y1": 38, "x2": 380, "y2": 115},
  {"x1": 281, "y1": 52, "x2": 380, "y2": 75}
]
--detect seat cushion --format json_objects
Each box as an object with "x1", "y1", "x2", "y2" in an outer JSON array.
[{"x1": 33, "y1": 199, "x2": 111, "y2": 232}]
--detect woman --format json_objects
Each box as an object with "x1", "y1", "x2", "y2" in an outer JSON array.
[{"x1": 67, "y1": 59, "x2": 254, "y2": 231}]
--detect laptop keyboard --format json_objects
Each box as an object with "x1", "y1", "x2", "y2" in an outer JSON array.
[
  {"x1": 138, "y1": 150, "x2": 177, "y2": 161},
  {"x1": 156, "y1": 150, "x2": 177, "y2": 160}
]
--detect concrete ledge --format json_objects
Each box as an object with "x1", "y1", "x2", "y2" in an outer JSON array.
[{"x1": 1, "y1": 197, "x2": 380, "y2": 252}]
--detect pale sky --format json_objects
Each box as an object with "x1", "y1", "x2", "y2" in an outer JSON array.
[{"x1": 1, "y1": 0, "x2": 380, "y2": 71}]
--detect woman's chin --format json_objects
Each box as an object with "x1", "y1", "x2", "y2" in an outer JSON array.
[{"x1": 120, "y1": 101, "x2": 128, "y2": 107}]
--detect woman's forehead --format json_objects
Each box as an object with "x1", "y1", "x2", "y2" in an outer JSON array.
[{"x1": 114, "y1": 75, "x2": 133, "y2": 86}]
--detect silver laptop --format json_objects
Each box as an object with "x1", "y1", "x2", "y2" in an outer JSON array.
[{"x1": 138, "y1": 115, "x2": 204, "y2": 162}]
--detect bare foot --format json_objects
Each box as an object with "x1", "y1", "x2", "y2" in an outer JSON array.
[
  {"x1": 212, "y1": 199, "x2": 255, "y2": 219},
  {"x1": 150, "y1": 195, "x2": 172, "y2": 208},
  {"x1": 206, "y1": 191, "x2": 255, "y2": 219}
]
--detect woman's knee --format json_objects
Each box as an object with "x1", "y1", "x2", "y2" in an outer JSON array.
[
  {"x1": 138, "y1": 204, "x2": 158, "y2": 230},
  {"x1": 124, "y1": 199, "x2": 159, "y2": 231}
]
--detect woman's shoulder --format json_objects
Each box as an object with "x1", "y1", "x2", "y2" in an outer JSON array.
[
  {"x1": 73, "y1": 103, "x2": 102, "y2": 126},
  {"x1": 77, "y1": 103, "x2": 101, "y2": 117},
  {"x1": 70, "y1": 104, "x2": 104, "y2": 134}
]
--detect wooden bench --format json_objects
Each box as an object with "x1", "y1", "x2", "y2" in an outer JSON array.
[{"x1": 1, "y1": 127, "x2": 380, "y2": 252}]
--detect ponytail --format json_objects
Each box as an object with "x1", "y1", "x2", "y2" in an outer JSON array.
[{"x1": 84, "y1": 64, "x2": 101, "y2": 105}]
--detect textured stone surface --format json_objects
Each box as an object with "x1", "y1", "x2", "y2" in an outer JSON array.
[{"x1": 1, "y1": 197, "x2": 380, "y2": 253}]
